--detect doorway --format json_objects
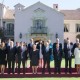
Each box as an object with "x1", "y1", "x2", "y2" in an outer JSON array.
[{"x1": 33, "y1": 36, "x2": 47, "y2": 43}]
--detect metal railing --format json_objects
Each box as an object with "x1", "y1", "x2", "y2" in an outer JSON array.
[{"x1": 31, "y1": 27, "x2": 48, "y2": 34}]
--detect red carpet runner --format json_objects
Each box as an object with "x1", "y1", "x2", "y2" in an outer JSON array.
[{"x1": 0, "y1": 68, "x2": 80, "y2": 78}]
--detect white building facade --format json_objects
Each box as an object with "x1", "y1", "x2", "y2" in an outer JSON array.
[
  {"x1": 14, "y1": 2, "x2": 64, "y2": 43},
  {"x1": 1, "y1": 2, "x2": 80, "y2": 43}
]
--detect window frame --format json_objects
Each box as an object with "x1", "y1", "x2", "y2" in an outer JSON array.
[
  {"x1": 64, "y1": 24, "x2": 69, "y2": 32},
  {"x1": 33, "y1": 19, "x2": 45, "y2": 28},
  {"x1": 76, "y1": 24, "x2": 80, "y2": 33},
  {"x1": 6, "y1": 22, "x2": 14, "y2": 35}
]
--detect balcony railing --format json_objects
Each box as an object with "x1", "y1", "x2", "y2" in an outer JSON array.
[{"x1": 31, "y1": 27, "x2": 48, "y2": 34}]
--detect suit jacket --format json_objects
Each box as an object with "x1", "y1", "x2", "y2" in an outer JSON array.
[
  {"x1": 64, "y1": 43, "x2": 73, "y2": 59},
  {"x1": 28, "y1": 43, "x2": 33, "y2": 52},
  {"x1": 53, "y1": 47, "x2": 63, "y2": 60},
  {"x1": 21, "y1": 48, "x2": 28, "y2": 60},
  {"x1": 53, "y1": 43, "x2": 62, "y2": 49},
  {"x1": 42, "y1": 46, "x2": 52, "y2": 60},
  {"x1": 28, "y1": 43, "x2": 33, "y2": 59},
  {"x1": 13, "y1": 46, "x2": 17, "y2": 55},
  {"x1": 16, "y1": 46, "x2": 22, "y2": 60},
  {"x1": 5, "y1": 44, "x2": 16, "y2": 60},
  {"x1": 53, "y1": 43, "x2": 62, "y2": 56}
]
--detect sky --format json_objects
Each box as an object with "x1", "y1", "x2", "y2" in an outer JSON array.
[{"x1": 0, "y1": 0, "x2": 80, "y2": 10}]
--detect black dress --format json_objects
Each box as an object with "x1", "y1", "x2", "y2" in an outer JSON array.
[
  {"x1": 31, "y1": 50, "x2": 39, "y2": 66},
  {"x1": 0, "y1": 48, "x2": 6, "y2": 65}
]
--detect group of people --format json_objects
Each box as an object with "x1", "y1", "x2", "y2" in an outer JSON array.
[
  {"x1": 0, "y1": 38, "x2": 80, "y2": 74},
  {"x1": 0, "y1": 40, "x2": 28, "y2": 74}
]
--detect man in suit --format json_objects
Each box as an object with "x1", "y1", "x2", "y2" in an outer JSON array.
[
  {"x1": 64, "y1": 39, "x2": 73, "y2": 74},
  {"x1": 6, "y1": 39, "x2": 16, "y2": 74},
  {"x1": 53, "y1": 38, "x2": 62, "y2": 70},
  {"x1": 53, "y1": 43, "x2": 63, "y2": 74},
  {"x1": 42, "y1": 41, "x2": 51, "y2": 74},
  {"x1": 53, "y1": 38, "x2": 62, "y2": 50},
  {"x1": 20, "y1": 42, "x2": 28, "y2": 74},
  {"x1": 28, "y1": 38, "x2": 34, "y2": 68},
  {"x1": 16, "y1": 42, "x2": 22, "y2": 74}
]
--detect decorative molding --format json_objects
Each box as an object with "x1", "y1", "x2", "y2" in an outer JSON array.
[{"x1": 34, "y1": 8, "x2": 45, "y2": 13}]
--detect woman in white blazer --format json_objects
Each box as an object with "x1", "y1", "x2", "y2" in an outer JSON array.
[{"x1": 74, "y1": 43, "x2": 80, "y2": 74}]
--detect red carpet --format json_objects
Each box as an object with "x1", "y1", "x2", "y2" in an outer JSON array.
[
  {"x1": 0, "y1": 68, "x2": 80, "y2": 78},
  {"x1": 4, "y1": 68, "x2": 77, "y2": 73}
]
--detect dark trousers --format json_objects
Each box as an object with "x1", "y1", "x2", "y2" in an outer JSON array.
[
  {"x1": 42, "y1": 56, "x2": 51, "y2": 74},
  {"x1": 8, "y1": 59, "x2": 15, "y2": 74},
  {"x1": 65, "y1": 57, "x2": 72, "y2": 73},
  {"x1": 22, "y1": 59, "x2": 26, "y2": 73},
  {"x1": 54, "y1": 59, "x2": 61, "y2": 73},
  {"x1": 17, "y1": 57, "x2": 26, "y2": 74}
]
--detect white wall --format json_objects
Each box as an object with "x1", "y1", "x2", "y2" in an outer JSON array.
[{"x1": 14, "y1": 2, "x2": 64, "y2": 44}]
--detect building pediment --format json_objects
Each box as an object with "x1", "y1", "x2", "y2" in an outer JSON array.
[
  {"x1": 34, "y1": 8, "x2": 45, "y2": 13},
  {"x1": 23, "y1": 1, "x2": 63, "y2": 16}
]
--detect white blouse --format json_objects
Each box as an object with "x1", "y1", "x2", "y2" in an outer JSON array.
[{"x1": 74, "y1": 48, "x2": 80, "y2": 64}]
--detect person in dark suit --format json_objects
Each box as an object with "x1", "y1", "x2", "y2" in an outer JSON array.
[
  {"x1": 53, "y1": 38, "x2": 62, "y2": 51},
  {"x1": 31, "y1": 44, "x2": 39, "y2": 74},
  {"x1": 16, "y1": 42, "x2": 22, "y2": 74},
  {"x1": 53, "y1": 38, "x2": 62, "y2": 70},
  {"x1": 37, "y1": 40, "x2": 44, "y2": 68},
  {"x1": 53, "y1": 43, "x2": 63, "y2": 74},
  {"x1": 64, "y1": 39, "x2": 73, "y2": 74},
  {"x1": 13, "y1": 42, "x2": 18, "y2": 69},
  {"x1": 28, "y1": 38, "x2": 34, "y2": 68},
  {"x1": 7, "y1": 41, "x2": 16, "y2": 74},
  {"x1": 24, "y1": 42, "x2": 28, "y2": 68},
  {"x1": 42, "y1": 41, "x2": 51, "y2": 74},
  {"x1": 25, "y1": 44, "x2": 29, "y2": 67},
  {"x1": 20, "y1": 42, "x2": 28, "y2": 74}
]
